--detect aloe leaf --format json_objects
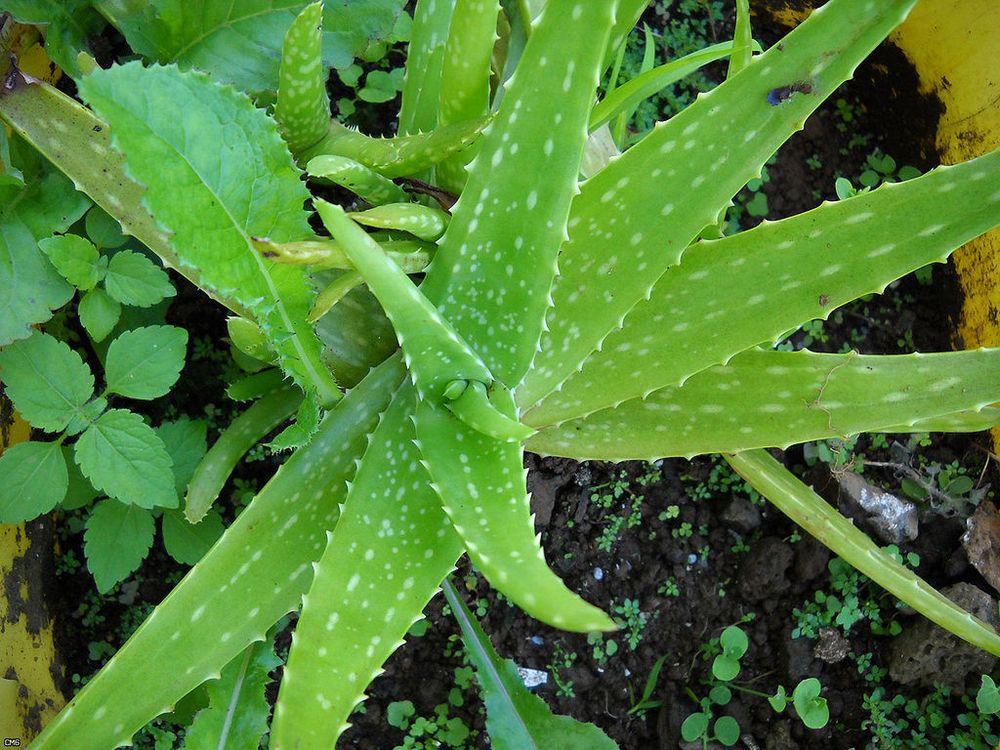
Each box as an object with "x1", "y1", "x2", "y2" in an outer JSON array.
[
  {"x1": 275, "y1": 2, "x2": 330, "y2": 155},
  {"x1": 435, "y1": 0, "x2": 500, "y2": 190},
  {"x1": 309, "y1": 271, "x2": 364, "y2": 323},
  {"x1": 526, "y1": 148, "x2": 1000, "y2": 424},
  {"x1": 726, "y1": 449, "x2": 1000, "y2": 657},
  {"x1": 93, "y1": 0, "x2": 406, "y2": 95},
  {"x1": 306, "y1": 154, "x2": 409, "y2": 205},
  {"x1": 300, "y1": 116, "x2": 489, "y2": 177},
  {"x1": 590, "y1": 41, "x2": 746, "y2": 132},
  {"x1": 420, "y1": 0, "x2": 618, "y2": 385},
  {"x1": 184, "y1": 387, "x2": 303, "y2": 523},
  {"x1": 398, "y1": 0, "x2": 456, "y2": 135},
  {"x1": 78, "y1": 62, "x2": 341, "y2": 407},
  {"x1": 726, "y1": 0, "x2": 753, "y2": 79},
  {"x1": 28, "y1": 357, "x2": 403, "y2": 750},
  {"x1": 348, "y1": 202, "x2": 450, "y2": 241},
  {"x1": 526, "y1": 348, "x2": 1000, "y2": 460},
  {"x1": 442, "y1": 579, "x2": 618, "y2": 750},
  {"x1": 415, "y1": 387, "x2": 614, "y2": 632},
  {"x1": 271, "y1": 383, "x2": 464, "y2": 749},
  {"x1": 520, "y1": 0, "x2": 920, "y2": 407},
  {"x1": 252, "y1": 235, "x2": 433, "y2": 273},
  {"x1": 314, "y1": 200, "x2": 493, "y2": 401},
  {"x1": 880, "y1": 407, "x2": 1000, "y2": 434}
]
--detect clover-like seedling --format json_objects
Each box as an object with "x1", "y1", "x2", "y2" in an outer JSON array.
[
  {"x1": 712, "y1": 625, "x2": 749, "y2": 682},
  {"x1": 792, "y1": 677, "x2": 830, "y2": 730},
  {"x1": 977, "y1": 675, "x2": 1000, "y2": 715},
  {"x1": 680, "y1": 707, "x2": 740, "y2": 748}
]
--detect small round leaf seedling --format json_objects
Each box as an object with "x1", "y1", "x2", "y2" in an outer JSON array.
[
  {"x1": 680, "y1": 711, "x2": 710, "y2": 743},
  {"x1": 768, "y1": 685, "x2": 789, "y2": 712},
  {"x1": 792, "y1": 677, "x2": 830, "y2": 729},
  {"x1": 711, "y1": 625, "x2": 749, "y2": 681},
  {"x1": 713, "y1": 715, "x2": 741, "y2": 747}
]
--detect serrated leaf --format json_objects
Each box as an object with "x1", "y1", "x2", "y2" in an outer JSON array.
[
  {"x1": 30, "y1": 356, "x2": 402, "y2": 750},
  {"x1": 75, "y1": 409, "x2": 178, "y2": 508},
  {"x1": 443, "y1": 580, "x2": 618, "y2": 750},
  {"x1": 266, "y1": 396, "x2": 320, "y2": 451},
  {"x1": 522, "y1": 0, "x2": 920, "y2": 407},
  {"x1": 61, "y1": 445, "x2": 99, "y2": 510},
  {"x1": 156, "y1": 418, "x2": 208, "y2": 494},
  {"x1": 527, "y1": 348, "x2": 1000, "y2": 460},
  {"x1": 105, "y1": 325, "x2": 188, "y2": 400},
  {"x1": 78, "y1": 287, "x2": 122, "y2": 342},
  {"x1": 103, "y1": 250, "x2": 175, "y2": 307},
  {"x1": 84, "y1": 498, "x2": 155, "y2": 593},
  {"x1": 1, "y1": 0, "x2": 105, "y2": 77},
  {"x1": 162, "y1": 510, "x2": 224, "y2": 566},
  {"x1": 38, "y1": 233, "x2": 101, "y2": 290},
  {"x1": 526, "y1": 149, "x2": 1000, "y2": 424},
  {"x1": 94, "y1": 0, "x2": 405, "y2": 95},
  {"x1": 0, "y1": 136, "x2": 90, "y2": 346},
  {"x1": 0, "y1": 330, "x2": 94, "y2": 432},
  {"x1": 272, "y1": 382, "x2": 464, "y2": 749},
  {"x1": 184, "y1": 637, "x2": 280, "y2": 750},
  {"x1": 275, "y1": 2, "x2": 330, "y2": 154},
  {"x1": 419, "y1": 0, "x2": 617, "y2": 386},
  {"x1": 0, "y1": 441, "x2": 68, "y2": 523},
  {"x1": 64, "y1": 396, "x2": 107, "y2": 436},
  {"x1": 78, "y1": 62, "x2": 340, "y2": 406}
]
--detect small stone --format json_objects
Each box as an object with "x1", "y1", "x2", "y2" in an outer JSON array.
[
  {"x1": 720, "y1": 496, "x2": 762, "y2": 533},
  {"x1": 813, "y1": 627, "x2": 849, "y2": 664},
  {"x1": 593, "y1": 567, "x2": 604, "y2": 581},
  {"x1": 516, "y1": 666, "x2": 547, "y2": 689},
  {"x1": 836, "y1": 472, "x2": 918, "y2": 545},
  {"x1": 888, "y1": 582, "x2": 1000, "y2": 689},
  {"x1": 962, "y1": 501, "x2": 1000, "y2": 596}
]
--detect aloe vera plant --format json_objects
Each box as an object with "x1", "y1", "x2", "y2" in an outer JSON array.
[{"x1": 3, "y1": 0, "x2": 1000, "y2": 747}]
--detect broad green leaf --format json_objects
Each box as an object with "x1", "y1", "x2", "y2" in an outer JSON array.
[
  {"x1": 78, "y1": 287, "x2": 122, "y2": 342},
  {"x1": 30, "y1": 356, "x2": 403, "y2": 750},
  {"x1": 75, "y1": 409, "x2": 178, "y2": 509},
  {"x1": 105, "y1": 325, "x2": 188, "y2": 400},
  {"x1": 527, "y1": 348, "x2": 1000, "y2": 460},
  {"x1": 521, "y1": 0, "x2": 920, "y2": 407},
  {"x1": 38, "y1": 233, "x2": 101, "y2": 290},
  {"x1": 266, "y1": 397, "x2": 320, "y2": 451},
  {"x1": 398, "y1": 0, "x2": 455, "y2": 135},
  {"x1": 0, "y1": 330, "x2": 94, "y2": 432},
  {"x1": 275, "y1": 3, "x2": 330, "y2": 155},
  {"x1": 0, "y1": 127, "x2": 25, "y2": 188},
  {"x1": 84, "y1": 498, "x2": 155, "y2": 593},
  {"x1": 272, "y1": 382, "x2": 464, "y2": 750},
  {"x1": 0, "y1": 441, "x2": 68, "y2": 523},
  {"x1": 442, "y1": 579, "x2": 618, "y2": 750},
  {"x1": 79, "y1": 62, "x2": 340, "y2": 406},
  {"x1": 61, "y1": 445, "x2": 99, "y2": 510},
  {"x1": 103, "y1": 250, "x2": 175, "y2": 308},
  {"x1": 727, "y1": 449, "x2": 1000, "y2": 657},
  {"x1": 94, "y1": 0, "x2": 407, "y2": 94},
  {"x1": 184, "y1": 638, "x2": 280, "y2": 750},
  {"x1": 2, "y1": 0, "x2": 105, "y2": 77},
  {"x1": 162, "y1": 510, "x2": 225, "y2": 566},
  {"x1": 184, "y1": 387, "x2": 302, "y2": 523},
  {"x1": 416, "y1": 391, "x2": 613, "y2": 632},
  {"x1": 526, "y1": 148, "x2": 1000, "y2": 424},
  {"x1": 156, "y1": 418, "x2": 208, "y2": 494},
  {"x1": 64, "y1": 397, "x2": 107, "y2": 436},
  {"x1": 0, "y1": 135, "x2": 89, "y2": 345},
  {"x1": 420, "y1": 0, "x2": 617, "y2": 386}
]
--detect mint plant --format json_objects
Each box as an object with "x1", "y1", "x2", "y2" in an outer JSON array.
[{"x1": 2, "y1": 0, "x2": 1000, "y2": 748}]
